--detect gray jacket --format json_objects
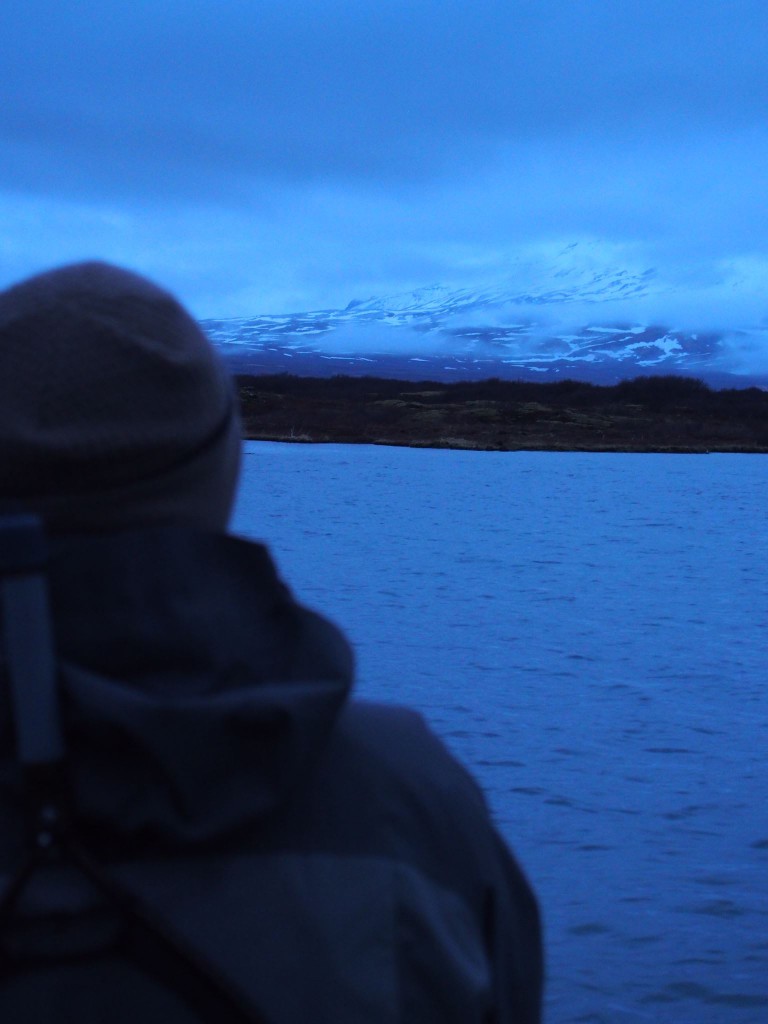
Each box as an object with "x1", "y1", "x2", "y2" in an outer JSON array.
[{"x1": 0, "y1": 527, "x2": 542, "y2": 1022}]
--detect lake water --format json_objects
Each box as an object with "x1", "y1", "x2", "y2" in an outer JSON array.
[{"x1": 232, "y1": 442, "x2": 768, "y2": 1024}]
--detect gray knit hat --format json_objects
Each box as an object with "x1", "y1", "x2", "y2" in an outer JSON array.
[{"x1": 0, "y1": 261, "x2": 241, "y2": 532}]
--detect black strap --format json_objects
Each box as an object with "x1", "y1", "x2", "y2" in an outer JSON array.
[
  {"x1": 64, "y1": 833, "x2": 267, "y2": 1024},
  {"x1": 0, "y1": 820, "x2": 268, "y2": 1024},
  {"x1": 0, "y1": 516, "x2": 269, "y2": 1024},
  {"x1": 0, "y1": 515, "x2": 63, "y2": 769}
]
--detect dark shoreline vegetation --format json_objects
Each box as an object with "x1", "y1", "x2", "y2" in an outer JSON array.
[{"x1": 236, "y1": 373, "x2": 768, "y2": 453}]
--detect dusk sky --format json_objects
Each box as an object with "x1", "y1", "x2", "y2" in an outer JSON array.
[{"x1": 2, "y1": 0, "x2": 767, "y2": 326}]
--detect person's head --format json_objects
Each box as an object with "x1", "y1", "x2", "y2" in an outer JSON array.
[{"x1": 0, "y1": 261, "x2": 241, "y2": 533}]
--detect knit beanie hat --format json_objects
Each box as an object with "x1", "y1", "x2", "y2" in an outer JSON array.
[{"x1": 0, "y1": 261, "x2": 241, "y2": 533}]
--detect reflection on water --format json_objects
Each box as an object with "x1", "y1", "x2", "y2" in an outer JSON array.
[{"x1": 234, "y1": 444, "x2": 768, "y2": 1024}]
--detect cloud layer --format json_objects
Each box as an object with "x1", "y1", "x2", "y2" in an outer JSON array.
[{"x1": 2, "y1": 0, "x2": 767, "y2": 325}]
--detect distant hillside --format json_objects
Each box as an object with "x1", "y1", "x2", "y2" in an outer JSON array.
[
  {"x1": 236, "y1": 374, "x2": 768, "y2": 453},
  {"x1": 203, "y1": 254, "x2": 768, "y2": 389}
]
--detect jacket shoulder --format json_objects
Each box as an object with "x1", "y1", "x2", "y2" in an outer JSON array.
[{"x1": 295, "y1": 700, "x2": 513, "y2": 893}]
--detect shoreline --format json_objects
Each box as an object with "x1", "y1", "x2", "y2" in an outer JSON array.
[{"x1": 242, "y1": 434, "x2": 768, "y2": 454}]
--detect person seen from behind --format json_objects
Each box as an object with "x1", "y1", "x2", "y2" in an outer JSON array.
[{"x1": 0, "y1": 261, "x2": 543, "y2": 1023}]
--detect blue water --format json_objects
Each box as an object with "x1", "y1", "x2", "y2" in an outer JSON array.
[{"x1": 232, "y1": 443, "x2": 768, "y2": 1024}]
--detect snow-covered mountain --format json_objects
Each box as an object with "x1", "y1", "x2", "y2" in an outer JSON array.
[{"x1": 202, "y1": 262, "x2": 768, "y2": 388}]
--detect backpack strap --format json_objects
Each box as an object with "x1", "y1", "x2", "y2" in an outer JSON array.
[{"x1": 0, "y1": 516, "x2": 268, "y2": 1024}]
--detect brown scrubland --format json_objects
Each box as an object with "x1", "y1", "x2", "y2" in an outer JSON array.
[{"x1": 236, "y1": 373, "x2": 768, "y2": 453}]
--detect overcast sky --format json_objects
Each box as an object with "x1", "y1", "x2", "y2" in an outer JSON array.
[{"x1": 2, "y1": 0, "x2": 767, "y2": 323}]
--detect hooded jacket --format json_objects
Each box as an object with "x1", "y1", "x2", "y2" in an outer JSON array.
[{"x1": 0, "y1": 526, "x2": 542, "y2": 1023}]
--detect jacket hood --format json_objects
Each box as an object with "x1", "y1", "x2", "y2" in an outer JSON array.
[{"x1": 0, "y1": 527, "x2": 354, "y2": 851}]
